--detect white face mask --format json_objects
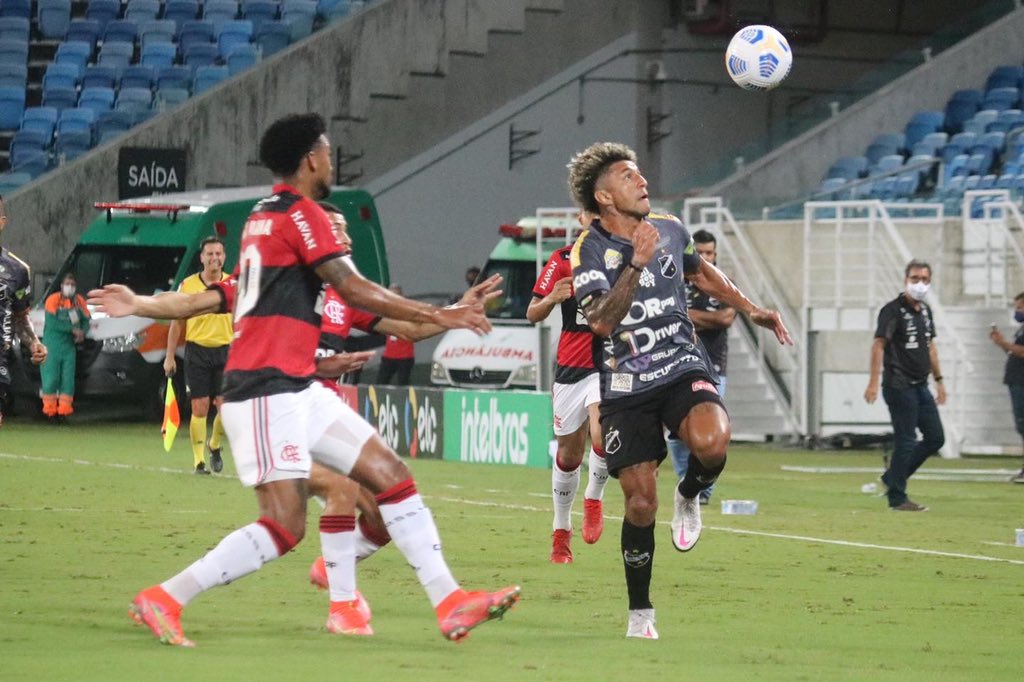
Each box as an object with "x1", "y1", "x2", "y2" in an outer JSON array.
[
  {"x1": 905, "y1": 281, "x2": 929, "y2": 301},
  {"x1": 61, "y1": 284, "x2": 76, "y2": 298}
]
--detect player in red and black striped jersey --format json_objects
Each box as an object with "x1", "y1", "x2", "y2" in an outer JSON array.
[
  {"x1": 527, "y1": 218, "x2": 608, "y2": 565},
  {"x1": 91, "y1": 113, "x2": 519, "y2": 646}
]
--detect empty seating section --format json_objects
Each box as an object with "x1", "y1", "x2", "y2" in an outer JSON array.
[
  {"x1": 815, "y1": 61, "x2": 1024, "y2": 213},
  {"x1": 0, "y1": 0, "x2": 380, "y2": 180}
]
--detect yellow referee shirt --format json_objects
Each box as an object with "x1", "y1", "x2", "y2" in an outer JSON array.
[{"x1": 177, "y1": 273, "x2": 233, "y2": 348}]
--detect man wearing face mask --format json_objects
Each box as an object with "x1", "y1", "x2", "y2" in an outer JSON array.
[
  {"x1": 864, "y1": 259, "x2": 946, "y2": 511},
  {"x1": 40, "y1": 272, "x2": 90, "y2": 421},
  {"x1": 987, "y1": 292, "x2": 1024, "y2": 484}
]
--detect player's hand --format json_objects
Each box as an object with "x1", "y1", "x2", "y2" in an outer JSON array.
[
  {"x1": 864, "y1": 381, "x2": 878, "y2": 404},
  {"x1": 87, "y1": 284, "x2": 138, "y2": 317},
  {"x1": 163, "y1": 354, "x2": 177, "y2": 377},
  {"x1": 436, "y1": 303, "x2": 492, "y2": 336},
  {"x1": 29, "y1": 341, "x2": 47, "y2": 365},
  {"x1": 936, "y1": 382, "x2": 947, "y2": 405},
  {"x1": 316, "y1": 351, "x2": 376, "y2": 379},
  {"x1": 457, "y1": 273, "x2": 504, "y2": 307},
  {"x1": 631, "y1": 220, "x2": 659, "y2": 267},
  {"x1": 990, "y1": 328, "x2": 1005, "y2": 345},
  {"x1": 548, "y1": 278, "x2": 573, "y2": 303},
  {"x1": 750, "y1": 307, "x2": 794, "y2": 345}
]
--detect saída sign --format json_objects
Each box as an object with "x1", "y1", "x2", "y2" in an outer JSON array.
[{"x1": 118, "y1": 147, "x2": 187, "y2": 199}]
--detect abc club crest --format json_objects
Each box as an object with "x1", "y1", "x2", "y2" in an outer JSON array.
[{"x1": 658, "y1": 255, "x2": 677, "y2": 278}]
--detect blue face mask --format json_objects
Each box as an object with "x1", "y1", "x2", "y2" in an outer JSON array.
[{"x1": 1014, "y1": 310, "x2": 1024, "y2": 324}]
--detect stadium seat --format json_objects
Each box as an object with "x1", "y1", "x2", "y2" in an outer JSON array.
[
  {"x1": 217, "y1": 20, "x2": 253, "y2": 59},
  {"x1": 157, "y1": 65, "x2": 193, "y2": 91},
  {"x1": 85, "y1": 0, "x2": 121, "y2": 33},
  {"x1": 255, "y1": 20, "x2": 290, "y2": 57},
  {"x1": 225, "y1": 43, "x2": 258, "y2": 75},
  {"x1": 865, "y1": 142, "x2": 899, "y2": 167},
  {"x1": 66, "y1": 19, "x2": 102, "y2": 50},
  {"x1": 9, "y1": 129, "x2": 52, "y2": 167},
  {"x1": 140, "y1": 42, "x2": 177, "y2": 68},
  {"x1": 55, "y1": 129, "x2": 94, "y2": 162},
  {"x1": 0, "y1": 17, "x2": 30, "y2": 42},
  {"x1": 98, "y1": 41, "x2": 134, "y2": 69},
  {"x1": 874, "y1": 154, "x2": 904, "y2": 175},
  {"x1": 316, "y1": 0, "x2": 351, "y2": 21},
  {"x1": 42, "y1": 62, "x2": 80, "y2": 91},
  {"x1": 57, "y1": 107, "x2": 96, "y2": 137},
  {"x1": 966, "y1": 151, "x2": 993, "y2": 176},
  {"x1": 983, "y1": 86, "x2": 1019, "y2": 110},
  {"x1": 155, "y1": 87, "x2": 190, "y2": 110},
  {"x1": 120, "y1": 64, "x2": 156, "y2": 90},
  {"x1": 0, "y1": 85, "x2": 26, "y2": 129},
  {"x1": 42, "y1": 85, "x2": 78, "y2": 110},
  {"x1": 164, "y1": 0, "x2": 201, "y2": 33},
  {"x1": 0, "y1": 171, "x2": 32, "y2": 193},
  {"x1": 140, "y1": 19, "x2": 177, "y2": 46},
  {"x1": 37, "y1": 0, "x2": 72, "y2": 40},
  {"x1": 55, "y1": 41, "x2": 92, "y2": 71},
  {"x1": 20, "y1": 106, "x2": 59, "y2": 139},
  {"x1": 0, "y1": 38, "x2": 28, "y2": 65},
  {"x1": 95, "y1": 109, "x2": 133, "y2": 141},
  {"x1": 904, "y1": 111, "x2": 944, "y2": 150},
  {"x1": 77, "y1": 86, "x2": 116, "y2": 115},
  {"x1": 944, "y1": 99, "x2": 977, "y2": 134},
  {"x1": 0, "y1": 62, "x2": 27, "y2": 88},
  {"x1": 825, "y1": 156, "x2": 867, "y2": 181},
  {"x1": 116, "y1": 86, "x2": 153, "y2": 111},
  {"x1": 815, "y1": 177, "x2": 850, "y2": 200},
  {"x1": 204, "y1": 0, "x2": 240, "y2": 28},
  {"x1": 193, "y1": 64, "x2": 229, "y2": 93},
  {"x1": 11, "y1": 150, "x2": 49, "y2": 177},
  {"x1": 985, "y1": 65, "x2": 1024, "y2": 92},
  {"x1": 0, "y1": 0, "x2": 32, "y2": 20},
  {"x1": 124, "y1": 0, "x2": 161, "y2": 22},
  {"x1": 242, "y1": 0, "x2": 279, "y2": 33},
  {"x1": 282, "y1": 0, "x2": 316, "y2": 41},
  {"x1": 82, "y1": 64, "x2": 120, "y2": 89},
  {"x1": 179, "y1": 20, "x2": 216, "y2": 50},
  {"x1": 183, "y1": 42, "x2": 219, "y2": 68},
  {"x1": 104, "y1": 19, "x2": 140, "y2": 45}
]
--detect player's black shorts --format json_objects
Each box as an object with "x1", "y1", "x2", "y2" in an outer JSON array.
[
  {"x1": 184, "y1": 342, "x2": 228, "y2": 399},
  {"x1": 598, "y1": 371, "x2": 725, "y2": 477}
]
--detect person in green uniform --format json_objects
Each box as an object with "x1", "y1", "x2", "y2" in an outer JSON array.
[{"x1": 40, "y1": 272, "x2": 90, "y2": 420}]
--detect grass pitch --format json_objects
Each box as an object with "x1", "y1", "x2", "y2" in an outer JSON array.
[{"x1": 1, "y1": 419, "x2": 1022, "y2": 681}]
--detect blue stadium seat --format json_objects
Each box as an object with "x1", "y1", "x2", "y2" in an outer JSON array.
[
  {"x1": 37, "y1": 0, "x2": 72, "y2": 40},
  {"x1": 82, "y1": 64, "x2": 120, "y2": 89},
  {"x1": 204, "y1": 0, "x2": 240, "y2": 28},
  {"x1": 164, "y1": 0, "x2": 201, "y2": 33},
  {"x1": 20, "y1": 106, "x2": 59, "y2": 139},
  {"x1": 120, "y1": 64, "x2": 156, "y2": 90},
  {"x1": 55, "y1": 41, "x2": 92, "y2": 71},
  {"x1": 0, "y1": 85, "x2": 26, "y2": 129},
  {"x1": 179, "y1": 20, "x2": 216, "y2": 50},
  {"x1": 986, "y1": 65, "x2": 1024, "y2": 92},
  {"x1": 140, "y1": 42, "x2": 177, "y2": 68},
  {"x1": 140, "y1": 19, "x2": 177, "y2": 46},
  {"x1": 66, "y1": 19, "x2": 102, "y2": 49},
  {"x1": 157, "y1": 65, "x2": 192, "y2": 91},
  {"x1": 0, "y1": 17, "x2": 30, "y2": 42},
  {"x1": 255, "y1": 20, "x2": 290, "y2": 57},
  {"x1": 282, "y1": 0, "x2": 316, "y2": 41},
  {"x1": 0, "y1": 171, "x2": 33, "y2": 193},
  {"x1": 225, "y1": 43, "x2": 258, "y2": 75},
  {"x1": 124, "y1": 0, "x2": 161, "y2": 22},
  {"x1": 217, "y1": 20, "x2": 253, "y2": 59},
  {"x1": 826, "y1": 156, "x2": 867, "y2": 181},
  {"x1": 155, "y1": 86, "x2": 190, "y2": 110},
  {"x1": 193, "y1": 64, "x2": 229, "y2": 93},
  {"x1": 865, "y1": 142, "x2": 899, "y2": 167},
  {"x1": 316, "y1": 0, "x2": 351, "y2": 21},
  {"x1": 0, "y1": 0, "x2": 32, "y2": 20},
  {"x1": 96, "y1": 109, "x2": 133, "y2": 140},
  {"x1": 904, "y1": 111, "x2": 944, "y2": 150},
  {"x1": 98, "y1": 41, "x2": 135, "y2": 69},
  {"x1": 116, "y1": 86, "x2": 153, "y2": 111},
  {"x1": 966, "y1": 151, "x2": 993, "y2": 176},
  {"x1": 9, "y1": 129, "x2": 52, "y2": 166},
  {"x1": 815, "y1": 177, "x2": 850, "y2": 200},
  {"x1": 85, "y1": 0, "x2": 121, "y2": 33},
  {"x1": 42, "y1": 62, "x2": 79, "y2": 91},
  {"x1": 104, "y1": 19, "x2": 140, "y2": 45},
  {"x1": 57, "y1": 107, "x2": 97, "y2": 137},
  {"x1": 42, "y1": 85, "x2": 78, "y2": 110},
  {"x1": 944, "y1": 99, "x2": 978, "y2": 134},
  {"x1": 55, "y1": 129, "x2": 94, "y2": 162},
  {"x1": 183, "y1": 41, "x2": 219, "y2": 68},
  {"x1": 0, "y1": 62, "x2": 27, "y2": 88},
  {"x1": 0, "y1": 38, "x2": 28, "y2": 65},
  {"x1": 242, "y1": 0, "x2": 279, "y2": 33},
  {"x1": 78, "y1": 86, "x2": 116, "y2": 115},
  {"x1": 10, "y1": 150, "x2": 50, "y2": 177}
]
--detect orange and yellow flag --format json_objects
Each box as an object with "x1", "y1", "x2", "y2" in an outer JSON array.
[{"x1": 161, "y1": 378, "x2": 180, "y2": 452}]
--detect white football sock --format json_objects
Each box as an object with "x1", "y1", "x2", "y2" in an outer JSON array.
[
  {"x1": 319, "y1": 517, "x2": 357, "y2": 603},
  {"x1": 353, "y1": 523, "x2": 384, "y2": 563},
  {"x1": 584, "y1": 448, "x2": 609, "y2": 501},
  {"x1": 552, "y1": 460, "x2": 581, "y2": 531}
]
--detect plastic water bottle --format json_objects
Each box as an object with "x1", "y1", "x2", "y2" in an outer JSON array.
[
  {"x1": 861, "y1": 482, "x2": 878, "y2": 494},
  {"x1": 721, "y1": 499, "x2": 758, "y2": 515},
  {"x1": 1016, "y1": 529, "x2": 1024, "y2": 547}
]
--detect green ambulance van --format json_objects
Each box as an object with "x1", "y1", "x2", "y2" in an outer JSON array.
[{"x1": 12, "y1": 186, "x2": 388, "y2": 418}]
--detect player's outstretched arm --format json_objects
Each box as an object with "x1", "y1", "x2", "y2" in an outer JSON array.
[
  {"x1": 375, "y1": 274, "x2": 504, "y2": 342},
  {"x1": 88, "y1": 284, "x2": 221, "y2": 319},
  {"x1": 315, "y1": 257, "x2": 493, "y2": 336},
  {"x1": 687, "y1": 259, "x2": 793, "y2": 345},
  {"x1": 526, "y1": 277, "x2": 572, "y2": 324}
]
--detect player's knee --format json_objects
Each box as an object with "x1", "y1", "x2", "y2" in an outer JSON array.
[
  {"x1": 623, "y1": 492, "x2": 657, "y2": 525},
  {"x1": 352, "y1": 437, "x2": 412, "y2": 492}
]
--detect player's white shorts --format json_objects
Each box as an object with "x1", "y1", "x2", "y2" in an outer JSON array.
[
  {"x1": 221, "y1": 381, "x2": 376, "y2": 487},
  {"x1": 551, "y1": 373, "x2": 600, "y2": 436}
]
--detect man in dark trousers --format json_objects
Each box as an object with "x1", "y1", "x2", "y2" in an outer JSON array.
[{"x1": 864, "y1": 259, "x2": 947, "y2": 511}]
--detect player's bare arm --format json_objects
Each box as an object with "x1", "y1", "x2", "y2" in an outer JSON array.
[
  {"x1": 581, "y1": 219, "x2": 658, "y2": 337},
  {"x1": 526, "y1": 278, "x2": 572, "y2": 324},
  {"x1": 14, "y1": 309, "x2": 47, "y2": 364},
  {"x1": 375, "y1": 274, "x2": 504, "y2": 341},
  {"x1": 864, "y1": 337, "x2": 885, "y2": 403},
  {"x1": 928, "y1": 340, "x2": 947, "y2": 405},
  {"x1": 316, "y1": 256, "x2": 493, "y2": 335},
  {"x1": 315, "y1": 350, "x2": 376, "y2": 379},
  {"x1": 687, "y1": 258, "x2": 793, "y2": 345},
  {"x1": 688, "y1": 306, "x2": 736, "y2": 331},
  {"x1": 88, "y1": 284, "x2": 221, "y2": 319}
]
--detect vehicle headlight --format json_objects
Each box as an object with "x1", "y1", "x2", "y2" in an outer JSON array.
[
  {"x1": 509, "y1": 363, "x2": 537, "y2": 384},
  {"x1": 430, "y1": 362, "x2": 449, "y2": 383},
  {"x1": 101, "y1": 332, "x2": 143, "y2": 353}
]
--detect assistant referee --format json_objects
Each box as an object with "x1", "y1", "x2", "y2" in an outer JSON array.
[{"x1": 164, "y1": 237, "x2": 232, "y2": 475}]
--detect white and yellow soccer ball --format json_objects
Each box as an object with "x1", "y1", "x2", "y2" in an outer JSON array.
[{"x1": 725, "y1": 25, "x2": 792, "y2": 91}]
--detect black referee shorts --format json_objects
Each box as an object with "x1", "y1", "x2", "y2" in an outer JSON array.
[{"x1": 184, "y1": 342, "x2": 228, "y2": 399}]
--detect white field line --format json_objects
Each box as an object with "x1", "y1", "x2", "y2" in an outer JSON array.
[
  {"x1": 3, "y1": 451, "x2": 1022, "y2": 565},
  {"x1": 782, "y1": 465, "x2": 1017, "y2": 477}
]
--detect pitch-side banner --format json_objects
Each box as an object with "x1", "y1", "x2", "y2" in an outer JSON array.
[
  {"x1": 442, "y1": 390, "x2": 553, "y2": 468},
  {"x1": 357, "y1": 385, "x2": 444, "y2": 460}
]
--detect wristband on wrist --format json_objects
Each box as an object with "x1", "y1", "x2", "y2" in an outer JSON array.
[
  {"x1": 627, "y1": 262, "x2": 643, "y2": 273},
  {"x1": 934, "y1": 375, "x2": 943, "y2": 383}
]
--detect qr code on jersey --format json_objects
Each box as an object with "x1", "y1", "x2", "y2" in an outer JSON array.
[{"x1": 610, "y1": 373, "x2": 633, "y2": 392}]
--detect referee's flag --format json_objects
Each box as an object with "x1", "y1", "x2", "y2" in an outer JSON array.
[{"x1": 162, "y1": 378, "x2": 180, "y2": 452}]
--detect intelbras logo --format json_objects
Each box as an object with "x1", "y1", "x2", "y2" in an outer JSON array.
[{"x1": 459, "y1": 396, "x2": 529, "y2": 465}]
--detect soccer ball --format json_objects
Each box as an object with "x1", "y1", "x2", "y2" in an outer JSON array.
[{"x1": 725, "y1": 25, "x2": 792, "y2": 91}]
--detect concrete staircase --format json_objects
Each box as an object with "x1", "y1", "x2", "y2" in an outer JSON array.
[{"x1": 725, "y1": 324, "x2": 799, "y2": 440}]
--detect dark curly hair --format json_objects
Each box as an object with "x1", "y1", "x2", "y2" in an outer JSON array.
[
  {"x1": 566, "y1": 142, "x2": 637, "y2": 214},
  {"x1": 258, "y1": 113, "x2": 327, "y2": 177}
]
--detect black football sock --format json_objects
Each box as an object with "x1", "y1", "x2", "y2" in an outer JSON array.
[
  {"x1": 679, "y1": 453, "x2": 727, "y2": 499},
  {"x1": 621, "y1": 520, "x2": 655, "y2": 610}
]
